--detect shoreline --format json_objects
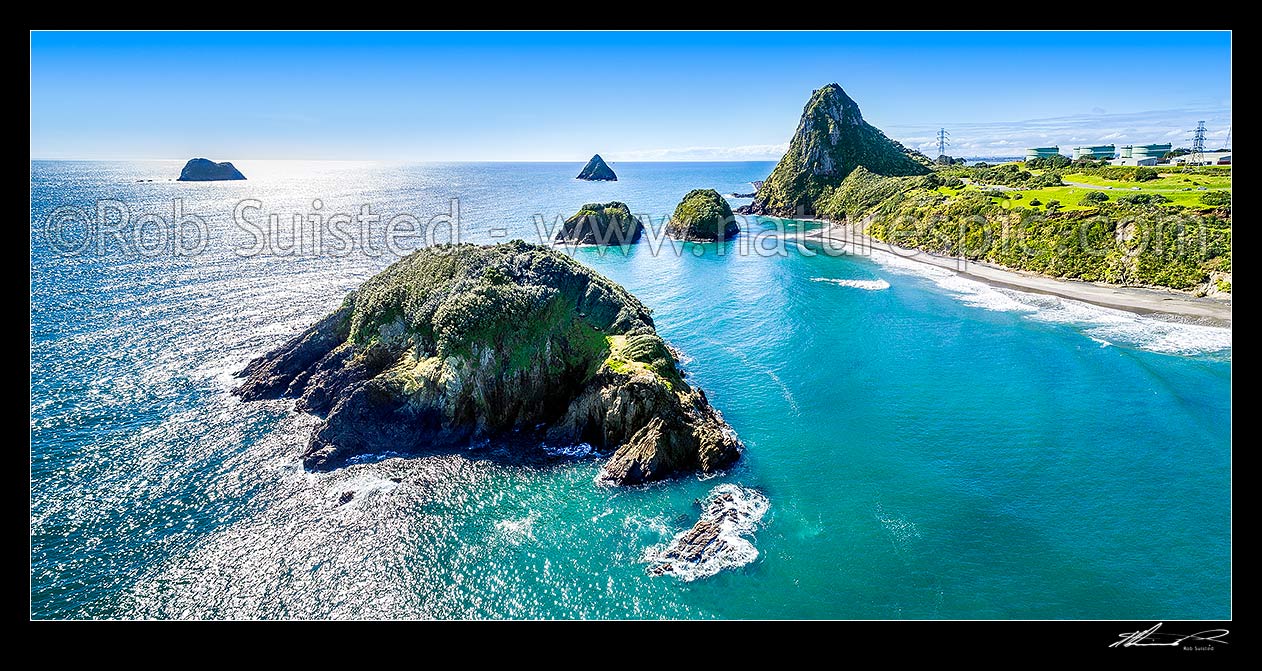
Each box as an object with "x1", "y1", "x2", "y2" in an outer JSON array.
[{"x1": 797, "y1": 222, "x2": 1232, "y2": 326}]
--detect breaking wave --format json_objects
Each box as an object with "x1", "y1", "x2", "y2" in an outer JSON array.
[{"x1": 867, "y1": 249, "x2": 1231, "y2": 356}]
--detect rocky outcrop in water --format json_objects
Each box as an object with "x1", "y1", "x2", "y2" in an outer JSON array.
[
  {"x1": 736, "y1": 83, "x2": 930, "y2": 217},
  {"x1": 235, "y1": 241, "x2": 741, "y2": 485},
  {"x1": 554, "y1": 202, "x2": 644, "y2": 245},
  {"x1": 577, "y1": 154, "x2": 618, "y2": 181},
  {"x1": 666, "y1": 189, "x2": 739, "y2": 241},
  {"x1": 177, "y1": 158, "x2": 246, "y2": 181},
  {"x1": 648, "y1": 484, "x2": 769, "y2": 581}
]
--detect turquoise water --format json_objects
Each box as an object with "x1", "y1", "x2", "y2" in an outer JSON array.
[{"x1": 30, "y1": 160, "x2": 1231, "y2": 619}]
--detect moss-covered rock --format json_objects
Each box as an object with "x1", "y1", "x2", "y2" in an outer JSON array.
[
  {"x1": 235, "y1": 241, "x2": 741, "y2": 484},
  {"x1": 554, "y1": 202, "x2": 644, "y2": 245},
  {"x1": 577, "y1": 154, "x2": 617, "y2": 181},
  {"x1": 666, "y1": 189, "x2": 739, "y2": 241},
  {"x1": 737, "y1": 83, "x2": 930, "y2": 217}
]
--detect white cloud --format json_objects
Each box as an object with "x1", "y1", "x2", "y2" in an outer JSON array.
[{"x1": 611, "y1": 143, "x2": 789, "y2": 161}]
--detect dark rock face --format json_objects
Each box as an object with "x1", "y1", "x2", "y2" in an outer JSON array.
[
  {"x1": 576, "y1": 154, "x2": 618, "y2": 181},
  {"x1": 736, "y1": 83, "x2": 931, "y2": 217},
  {"x1": 177, "y1": 158, "x2": 246, "y2": 181},
  {"x1": 554, "y1": 202, "x2": 644, "y2": 245},
  {"x1": 665, "y1": 189, "x2": 739, "y2": 241},
  {"x1": 235, "y1": 241, "x2": 741, "y2": 485}
]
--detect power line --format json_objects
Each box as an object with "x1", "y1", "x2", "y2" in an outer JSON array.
[
  {"x1": 936, "y1": 128, "x2": 950, "y2": 158},
  {"x1": 1188, "y1": 120, "x2": 1207, "y2": 167}
]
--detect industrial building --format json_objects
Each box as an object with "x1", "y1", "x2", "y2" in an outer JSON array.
[
  {"x1": 1024, "y1": 141, "x2": 1230, "y2": 166},
  {"x1": 1120, "y1": 143, "x2": 1172, "y2": 160},
  {"x1": 1072, "y1": 144, "x2": 1117, "y2": 160},
  {"x1": 1111, "y1": 156, "x2": 1159, "y2": 167},
  {"x1": 1170, "y1": 152, "x2": 1232, "y2": 166},
  {"x1": 1024, "y1": 146, "x2": 1061, "y2": 161}
]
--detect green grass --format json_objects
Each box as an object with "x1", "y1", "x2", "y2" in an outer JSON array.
[
  {"x1": 973, "y1": 170, "x2": 1231, "y2": 212},
  {"x1": 1062, "y1": 171, "x2": 1232, "y2": 190},
  {"x1": 603, "y1": 334, "x2": 685, "y2": 391}
]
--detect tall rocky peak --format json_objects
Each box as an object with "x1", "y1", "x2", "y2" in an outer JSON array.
[
  {"x1": 577, "y1": 154, "x2": 618, "y2": 181},
  {"x1": 738, "y1": 83, "x2": 931, "y2": 217}
]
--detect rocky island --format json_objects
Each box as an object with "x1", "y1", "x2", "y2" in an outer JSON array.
[
  {"x1": 177, "y1": 158, "x2": 247, "y2": 181},
  {"x1": 666, "y1": 189, "x2": 740, "y2": 241},
  {"x1": 576, "y1": 154, "x2": 617, "y2": 181},
  {"x1": 554, "y1": 202, "x2": 644, "y2": 245},
  {"x1": 235, "y1": 241, "x2": 742, "y2": 485},
  {"x1": 737, "y1": 83, "x2": 931, "y2": 217}
]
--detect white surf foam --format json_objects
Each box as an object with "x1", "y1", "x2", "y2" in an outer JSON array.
[
  {"x1": 811, "y1": 277, "x2": 891, "y2": 291},
  {"x1": 542, "y1": 442, "x2": 597, "y2": 458},
  {"x1": 643, "y1": 483, "x2": 770, "y2": 582},
  {"x1": 495, "y1": 511, "x2": 539, "y2": 544},
  {"x1": 866, "y1": 248, "x2": 1231, "y2": 356}
]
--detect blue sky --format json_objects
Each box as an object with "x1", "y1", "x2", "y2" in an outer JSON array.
[{"x1": 30, "y1": 31, "x2": 1232, "y2": 161}]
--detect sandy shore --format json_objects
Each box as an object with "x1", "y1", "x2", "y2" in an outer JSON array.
[{"x1": 799, "y1": 222, "x2": 1232, "y2": 326}]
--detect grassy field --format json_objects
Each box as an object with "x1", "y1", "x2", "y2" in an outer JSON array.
[{"x1": 960, "y1": 168, "x2": 1231, "y2": 211}]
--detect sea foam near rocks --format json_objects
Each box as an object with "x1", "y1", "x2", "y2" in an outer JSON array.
[{"x1": 644, "y1": 483, "x2": 770, "y2": 582}]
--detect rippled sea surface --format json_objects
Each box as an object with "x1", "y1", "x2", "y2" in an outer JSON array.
[{"x1": 30, "y1": 160, "x2": 1231, "y2": 619}]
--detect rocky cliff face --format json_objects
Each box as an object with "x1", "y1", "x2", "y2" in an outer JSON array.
[
  {"x1": 554, "y1": 202, "x2": 644, "y2": 245},
  {"x1": 177, "y1": 158, "x2": 246, "y2": 181},
  {"x1": 577, "y1": 154, "x2": 618, "y2": 181},
  {"x1": 235, "y1": 241, "x2": 741, "y2": 485},
  {"x1": 737, "y1": 84, "x2": 930, "y2": 217},
  {"x1": 666, "y1": 189, "x2": 740, "y2": 241}
]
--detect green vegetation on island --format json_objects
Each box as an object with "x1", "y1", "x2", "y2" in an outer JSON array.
[
  {"x1": 554, "y1": 201, "x2": 644, "y2": 245},
  {"x1": 667, "y1": 188, "x2": 740, "y2": 241},
  {"x1": 235, "y1": 241, "x2": 742, "y2": 484}
]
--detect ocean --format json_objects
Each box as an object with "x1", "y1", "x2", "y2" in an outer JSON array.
[{"x1": 30, "y1": 160, "x2": 1231, "y2": 619}]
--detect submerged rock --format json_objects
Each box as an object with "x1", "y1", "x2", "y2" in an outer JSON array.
[
  {"x1": 177, "y1": 158, "x2": 246, "y2": 181},
  {"x1": 576, "y1": 154, "x2": 617, "y2": 181},
  {"x1": 554, "y1": 201, "x2": 643, "y2": 245},
  {"x1": 737, "y1": 83, "x2": 931, "y2": 217},
  {"x1": 235, "y1": 241, "x2": 741, "y2": 485},
  {"x1": 666, "y1": 189, "x2": 739, "y2": 241},
  {"x1": 647, "y1": 484, "x2": 770, "y2": 581}
]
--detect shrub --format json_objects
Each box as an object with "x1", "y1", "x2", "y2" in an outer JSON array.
[
  {"x1": 1133, "y1": 167, "x2": 1159, "y2": 182},
  {"x1": 1025, "y1": 154, "x2": 1071, "y2": 170},
  {"x1": 1045, "y1": 200, "x2": 1062, "y2": 213},
  {"x1": 1116, "y1": 193, "x2": 1170, "y2": 206},
  {"x1": 1012, "y1": 193, "x2": 1023, "y2": 200},
  {"x1": 1029, "y1": 198, "x2": 1042, "y2": 206},
  {"x1": 944, "y1": 177, "x2": 964, "y2": 189},
  {"x1": 1200, "y1": 191, "x2": 1231, "y2": 207},
  {"x1": 1081, "y1": 191, "x2": 1109, "y2": 204}
]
